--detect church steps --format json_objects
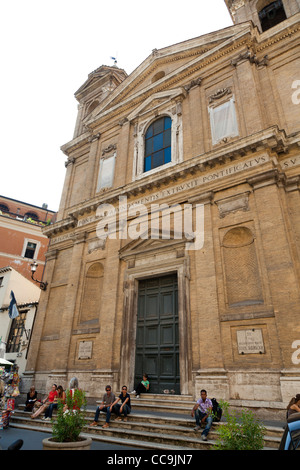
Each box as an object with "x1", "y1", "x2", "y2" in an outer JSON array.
[{"x1": 10, "y1": 406, "x2": 283, "y2": 450}]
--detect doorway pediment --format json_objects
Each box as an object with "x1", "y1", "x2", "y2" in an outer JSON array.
[{"x1": 119, "y1": 228, "x2": 193, "y2": 260}]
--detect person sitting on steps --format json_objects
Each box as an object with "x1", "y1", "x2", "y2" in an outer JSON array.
[
  {"x1": 90, "y1": 385, "x2": 116, "y2": 429},
  {"x1": 112, "y1": 385, "x2": 131, "y2": 422},
  {"x1": 131, "y1": 374, "x2": 150, "y2": 398},
  {"x1": 191, "y1": 389, "x2": 213, "y2": 441}
]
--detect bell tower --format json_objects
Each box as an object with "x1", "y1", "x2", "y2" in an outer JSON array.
[{"x1": 225, "y1": 0, "x2": 300, "y2": 32}]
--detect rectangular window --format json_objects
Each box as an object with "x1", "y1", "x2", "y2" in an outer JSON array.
[
  {"x1": 24, "y1": 242, "x2": 37, "y2": 259},
  {"x1": 209, "y1": 98, "x2": 239, "y2": 145},
  {"x1": 7, "y1": 310, "x2": 27, "y2": 353},
  {"x1": 97, "y1": 154, "x2": 116, "y2": 191}
]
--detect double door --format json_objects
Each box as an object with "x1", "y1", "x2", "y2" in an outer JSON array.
[{"x1": 134, "y1": 274, "x2": 180, "y2": 394}]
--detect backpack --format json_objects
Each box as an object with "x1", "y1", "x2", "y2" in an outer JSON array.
[{"x1": 211, "y1": 398, "x2": 222, "y2": 422}]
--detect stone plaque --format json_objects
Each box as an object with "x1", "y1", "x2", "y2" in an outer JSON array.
[
  {"x1": 78, "y1": 341, "x2": 93, "y2": 359},
  {"x1": 237, "y1": 329, "x2": 265, "y2": 355}
]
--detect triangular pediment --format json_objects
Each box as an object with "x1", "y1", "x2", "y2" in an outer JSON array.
[
  {"x1": 84, "y1": 22, "x2": 250, "y2": 125},
  {"x1": 119, "y1": 228, "x2": 194, "y2": 260},
  {"x1": 75, "y1": 65, "x2": 128, "y2": 102}
]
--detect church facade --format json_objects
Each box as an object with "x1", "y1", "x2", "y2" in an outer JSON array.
[{"x1": 25, "y1": 0, "x2": 300, "y2": 407}]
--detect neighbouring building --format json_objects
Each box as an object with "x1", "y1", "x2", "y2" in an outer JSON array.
[
  {"x1": 25, "y1": 0, "x2": 300, "y2": 411},
  {"x1": 0, "y1": 196, "x2": 56, "y2": 285},
  {"x1": 0, "y1": 267, "x2": 40, "y2": 375}
]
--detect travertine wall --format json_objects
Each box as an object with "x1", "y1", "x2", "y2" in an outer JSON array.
[{"x1": 24, "y1": 8, "x2": 300, "y2": 407}]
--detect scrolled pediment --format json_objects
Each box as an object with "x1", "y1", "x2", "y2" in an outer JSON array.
[{"x1": 126, "y1": 87, "x2": 187, "y2": 123}]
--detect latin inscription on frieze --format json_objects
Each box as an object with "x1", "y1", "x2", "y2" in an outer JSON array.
[{"x1": 77, "y1": 155, "x2": 270, "y2": 228}]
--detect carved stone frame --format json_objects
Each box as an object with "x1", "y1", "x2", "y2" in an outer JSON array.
[
  {"x1": 127, "y1": 88, "x2": 186, "y2": 181},
  {"x1": 119, "y1": 239, "x2": 192, "y2": 395}
]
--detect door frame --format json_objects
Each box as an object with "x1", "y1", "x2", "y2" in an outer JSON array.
[
  {"x1": 119, "y1": 250, "x2": 192, "y2": 395},
  {"x1": 135, "y1": 273, "x2": 179, "y2": 394}
]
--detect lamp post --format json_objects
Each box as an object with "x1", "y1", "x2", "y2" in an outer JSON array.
[{"x1": 30, "y1": 261, "x2": 47, "y2": 290}]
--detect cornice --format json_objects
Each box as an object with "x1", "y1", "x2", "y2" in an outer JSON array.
[
  {"x1": 42, "y1": 216, "x2": 77, "y2": 237},
  {"x1": 44, "y1": 126, "x2": 290, "y2": 239},
  {"x1": 255, "y1": 13, "x2": 300, "y2": 53},
  {"x1": 82, "y1": 26, "x2": 252, "y2": 131},
  {"x1": 60, "y1": 18, "x2": 299, "y2": 156}
]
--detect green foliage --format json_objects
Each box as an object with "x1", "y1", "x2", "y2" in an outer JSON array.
[
  {"x1": 51, "y1": 389, "x2": 87, "y2": 442},
  {"x1": 213, "y1": 401, "x2": 266, "y2": 450}
]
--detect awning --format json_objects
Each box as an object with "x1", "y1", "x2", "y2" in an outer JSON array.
[{"x1": 0, "y1": 358, "x2": 14, "y2": 365}]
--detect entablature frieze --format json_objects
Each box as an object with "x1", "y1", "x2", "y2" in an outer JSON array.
[{"x1": 45, "y1": 127, "x2": 297, "y2": 238}]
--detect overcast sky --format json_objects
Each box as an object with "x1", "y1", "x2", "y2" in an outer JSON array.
[{"x1": 0, "y1": 0, "x2": 232, "y2": 212}]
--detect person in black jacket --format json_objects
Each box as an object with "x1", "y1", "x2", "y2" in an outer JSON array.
[{"x1": 24, "y1": 386, "x2": 38, "y2": 412}]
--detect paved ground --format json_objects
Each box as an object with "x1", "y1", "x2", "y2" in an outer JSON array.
[
  {"x1": 0, "y1": 408, "x2": 285, "y2": 452},
  {"x1": 0, "y1": 426, "x2": 139, "y2": 451}
]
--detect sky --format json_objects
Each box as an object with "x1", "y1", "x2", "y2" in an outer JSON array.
[{"x1": 0, "y1": 0, "x2": 233, "y2": 212}]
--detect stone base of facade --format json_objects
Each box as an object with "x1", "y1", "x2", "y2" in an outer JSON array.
[
  {"x1": 21, "y1": 369, "x2": 117, "y2": 401},
  {"x1": 22, "y1": 368, "x2": 298, "y2": 418},
  {"x1": 194, "y1": 368, "x2": 299, "y2": 419}
]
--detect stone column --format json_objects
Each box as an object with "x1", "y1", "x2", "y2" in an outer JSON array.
[
  {"x1": 188, "y1": 191, "x2": 228, "y2": 399},
  {"x1": 84, "y1": 134, "x2": 101, "y2": 200},
  {"x1": 232, "y1": 54, "x2": 264, "y2": 136},
  {"x1": 247, "y1": 169, "x2": 300, "y2": 401},
  {"x1": 55, "y1": 231, "x2": 87, "y2": 372},
  {"x1": 56, "y1": 160, "x2": 74, "y2": 222},
  {"x1": 23, "y1": 249, "x2": 58, "y2": 390}
]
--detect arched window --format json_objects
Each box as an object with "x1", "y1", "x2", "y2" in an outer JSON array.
[
  {"x1": 258, "y1": 0, "x2": 287, "y2": 32},
  {"x1": 0, "y1": 204, "x2": 9, "y2": 213},
  {"x1": 152, "y1": 71, "x2": 165, "y2": 83},
  {"x1": 86, "y1": 100, "x2": 99, "y2": 116},
  {"x1": 144, "y1": 116, "x2": 172, "y2": 172},
  {"x1": 25, "y1": 212, "x2": 39, "y2": 221}
]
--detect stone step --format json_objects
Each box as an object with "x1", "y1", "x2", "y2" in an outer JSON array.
[
  {"x1": 10, "y1": 407, "x2": 283, "y2": 450},
  {"x1": 97, "y1": 394, "x2": 195, "y2": 411},
  {"x1": 130, "y1": 397, "x2": 194, "y2": 413},
  {"x1": 9, "y1": 422, "x2": 194, "y2": 451},
  {"x1": 122, "y1": 393, "x2": 193, "y2": 403}
]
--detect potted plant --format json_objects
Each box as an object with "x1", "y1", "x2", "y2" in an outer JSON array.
[{"x1": 42, "y1": 383, "x2": 92, "y2": 450}]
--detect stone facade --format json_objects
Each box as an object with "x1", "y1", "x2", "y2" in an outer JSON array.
[{"x1": 25, "y1": 2, "x2": 300, "y2": 407}]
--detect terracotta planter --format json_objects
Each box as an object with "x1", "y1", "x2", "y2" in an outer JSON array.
[{"x1": 42, "y1": 436, "x2": 92, "y2": 450}]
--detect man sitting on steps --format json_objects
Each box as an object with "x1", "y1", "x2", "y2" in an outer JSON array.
[
  {"x1": 191, "y1": 389, "x2": 213, "y2": 441},
  {"x1": 90, "y1": 385, "x2": 116, "y2": 429}
]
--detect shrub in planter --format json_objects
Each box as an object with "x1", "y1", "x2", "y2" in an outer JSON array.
[
  {"x1": 213, "y1": 401, "x2": 266, "y2": 450},
  {"x1": 51, "y1": 388, "x2": 87, "y2": 443}
]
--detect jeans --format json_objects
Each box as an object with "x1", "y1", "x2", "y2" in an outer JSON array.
[
  {"x1": 115, "y1": 403, "x2": 131, "y2": 417},
  {"x1": 45, "y1": 402, "x2": 57, "y2": 419},
  {"x1": 94, "y1": 405, "x2": 114, "y2": 424},
  {"x1": 195, "y1": 410, "x2": 213, "y2": 436},
  {"x1": 135, "y1": 383, "x2": 148, "y2": 395}
]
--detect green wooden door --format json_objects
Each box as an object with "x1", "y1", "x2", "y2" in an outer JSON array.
[{"x1": 135, "y1": 274, "x2": 180, "y2": 394}]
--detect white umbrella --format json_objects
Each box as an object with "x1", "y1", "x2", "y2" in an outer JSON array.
[{"x1": 0, "y1": 358, "x2": 13, "y2": 365}]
